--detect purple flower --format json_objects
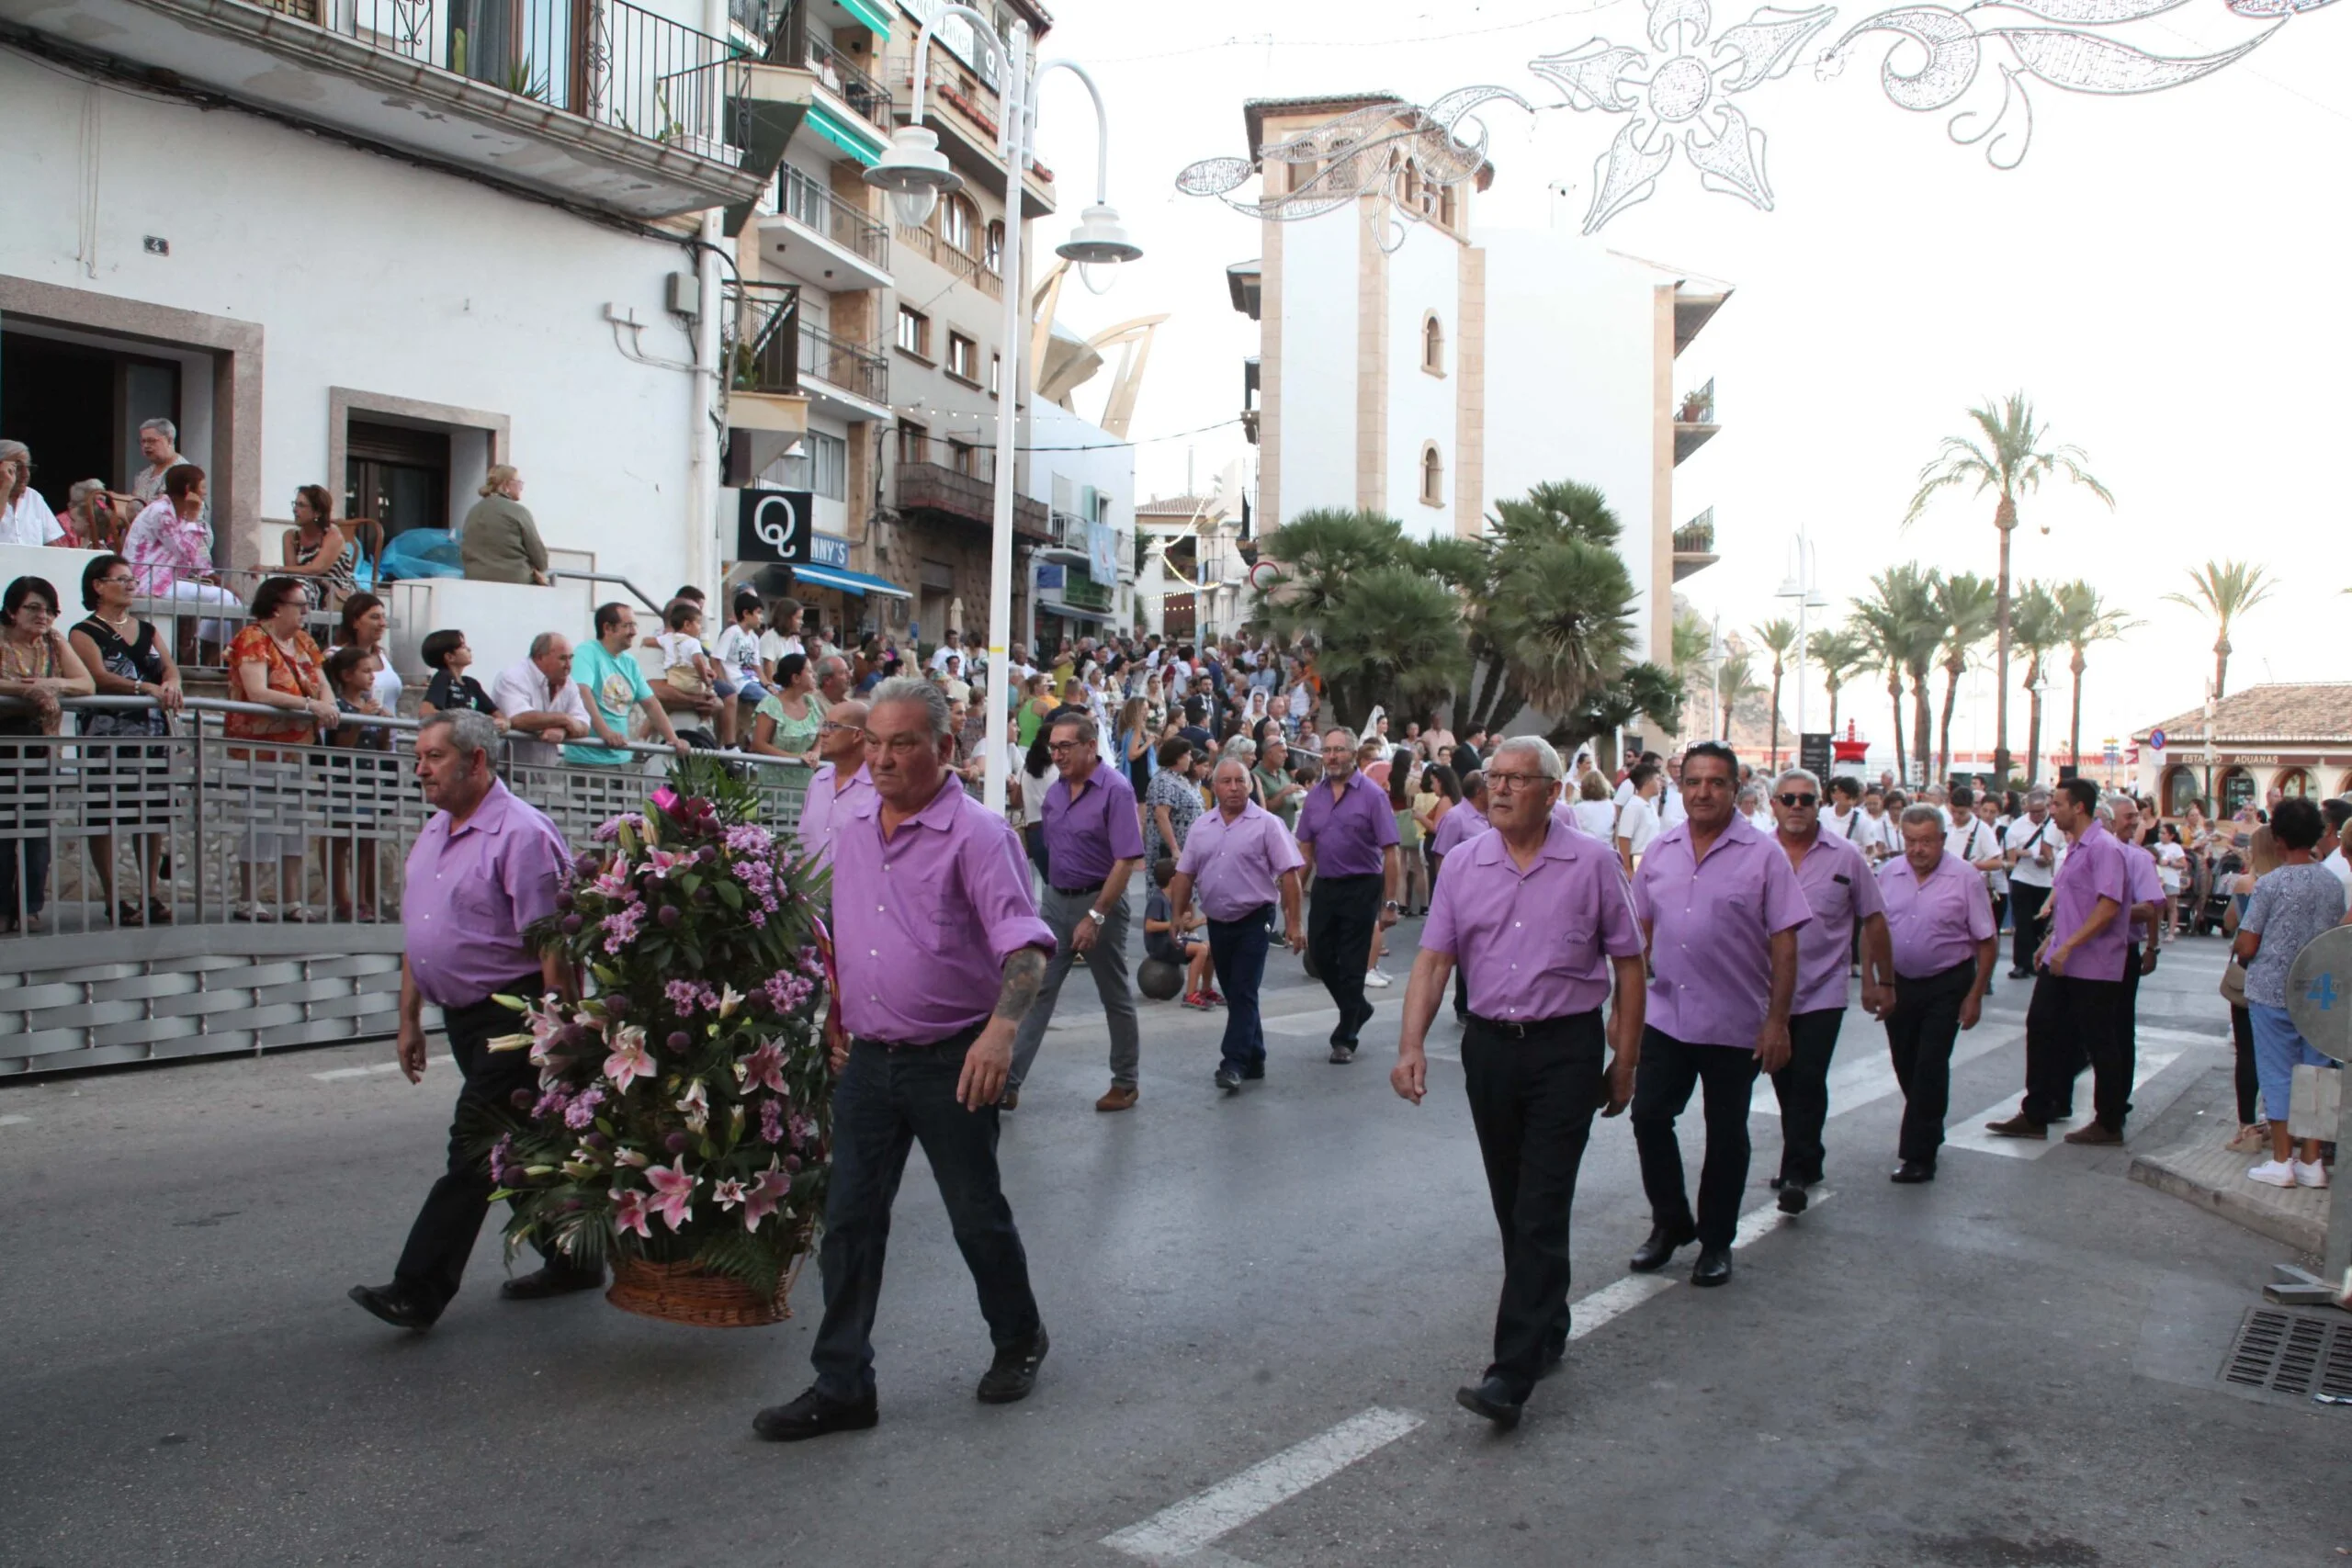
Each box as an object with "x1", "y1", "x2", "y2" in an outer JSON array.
[
  {"x1": 666, "y1": 1031, "x2": 691, "y2": 1053},
  {"x1": 664, "y1": 1131, "x2": 688, "y2": 1154},
  {"x1": 561, "y1": 914, "x2": 583, "y2": 935},
  {"x1": 603, "y1": 992, "x2": 630, "y2": 1019},
  {"x1": 531, "y1": 1087, "x2": 571, "y2": 1122},
  {"x1": 563, "y1": 1086, "x2": 605, "y2": 1131},
  {"x1": 489, "y1": 1134, "x2": 521, "y2": 1184},
  {"x1": 574, "y1": 850, "x2": 603, "y2": 875},
  {"x1": 724, "y1": 823, "x2": 774, "y2": 856},
  {"x1": 657, "y1": 904, "x2": 683, "y2": 929},
  {"x1": 601, "y1": 903, "x2": 646, "y2": 953},
  {"x1": 592, "y1": 817, "x2": 628, "y2": 843},
  {"x1": 787, "y1": 1110, "x2": 818, "y2": 1150},
  {"x1": 665, "y1": 979, "x2": 705, "y2": 1015},
  {"x1": 783, "y1": 1154, "x2": 801, "y2": 1174},
  {"x1": 759, "y1": 1098, "x2": 785, "y2": 1145}
]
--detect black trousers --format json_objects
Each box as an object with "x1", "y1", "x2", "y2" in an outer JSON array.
[
  {"x1": 2021, "y1": 971, "x2": 2129, "y2": 1129},
  {"x1": 1307, "y1": 874, "x2": 1382, "y2": 1048},
  {"x1": 1207, "y1": 908, "x2": 1272, "y2": 1071},
  {"x1": 2008, "y1": 883, "x2": 2051, "y2": 974},
  {"x1": 1631, "y1": 1028, "x2": 1760, "y2": 1249},
  {"x1": 812, "y1": 1028, "x2": 1041, "y2": 1401},
  {"x1": 1768, "y1": 1010, "x2": 1846, "y2": 1187},
  {"x1": 1886, "y1": 959, "x2": 1977, "y2": 1166},
  {"x1": 2230, "y1": 1003, "x2": 2260, "y2": 1124},
  {"x1": 2120, "y1": 942, "x2": 2146, "y2": 1066},
  {"x1": 393, "y1": 982, "x2": 580, "y2": 1314},
  {"x1": 1462, "y1": 1012, "x2": 1608, "y2": 1401}
]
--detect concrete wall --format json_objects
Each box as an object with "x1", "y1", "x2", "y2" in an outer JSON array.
[
  {"x1": 1271, "y1": 205, "x2": 1359, "y2": 522},
  {"x1": 1383, "y1": 223, "x2": 1462, "y2": 539}
]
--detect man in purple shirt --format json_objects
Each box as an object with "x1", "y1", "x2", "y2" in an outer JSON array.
[
  {"x1": 2103, "y1": 795, "x2": 2167, "y2": 1120},
  {"x1": 1170, "y1": 757, "x2": 1306, "y2": 1092},
  {"x1": 1765, "y1": 768, "x2": 1893, "y2": 1213},
  {"x1": 1628, "y1": 742, "x2": 1810, "y2": 1288},
  {"x1": 1296, "y1": 727, "x2": 1401, "y2": 1064},
  {"x1": 794, "y1": 699, "x2": 871, "y2": 874},
  {"x1": 757, "y1": 678, "x2": 1057, "y2": 1442},
  {"x1": 1877, "y1": 804, "x2": 1997, "y2": 1183},
  {"x1": 1427, "y1": 772, "x2": 1490, "y2": 1025},
  {"x1": 1988, "y1": 777, "x2": 2131, "y2": 1143},
  {"x1": 350, "y1": 711, "x2": 582, "y2": 1332},
  {"x1": 1392, "y1": 737, "x2": 1646, "y2": 1429},
  {"x1": 1004, "y1": 709, "x2": 1148, "y2": 1111}
]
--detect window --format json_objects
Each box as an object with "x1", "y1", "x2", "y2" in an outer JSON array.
[
  {"x1": 895, "y1": 305, "x2": 929, "y2": 358},
  {"x1": 897, "y1": 419, "x2": 930, "y2": 468},
  {"x1": 945, "y1": 331, "x2": 979, "y2": 383},
  {"x1": 985, "y1": 220, "x2": 1005, "y2": 274},
  {"x1": 1438, "y1": 182, "x2": 1457, "y2": 229},
  {"x1": 940, "y1": 195, "x2": 978, "y2": 256},
  {"x1": 768, "y1": 429, "x2": 846, "y2": 501},
  {"x1": 948, "y1": 439, "x2": 978, "y2": 478},
  {"x1": 1419, "y1": 442, "x2": 1444, "y2": 508},
  {"x1": 1420, "y1": 312, "x2": 1445, "y2": 377},
  {"x1": 989, "y1": 351, "x2": 1001, "y2": 397}
]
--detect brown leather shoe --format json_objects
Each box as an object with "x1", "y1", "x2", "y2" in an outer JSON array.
[
  {"x1": 2063, "y1": 1122, "x2": 2123, "y2": 1145},
  {"x1": 1095, "y1": 1085, "x2": 1139, "y2": 1113},
  {"x1": 1983, "y1": 1113, "x2": 2047, "y2": 1140}
]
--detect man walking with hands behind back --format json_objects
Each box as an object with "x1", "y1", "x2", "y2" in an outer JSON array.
[
  {"x1": 1297, "y1": 727, "x2": 1401, "y2": 1064},
  {"x1": 1393, "y1": 737, "x2": 1646, "y2": 1429},
  {"x1": 1627, "y1": 742, "x2": 1811, "y2": 1288},
  {"x1": 1170, "y1": 757, "x2": 1306, "y2": 1093},
  {"x1": 1878, "y1": 805, "x2": 1997, "y2": 1183}
]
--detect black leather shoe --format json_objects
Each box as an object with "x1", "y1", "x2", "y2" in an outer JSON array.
[
  {"x1": 752, "y1": 1385, "x2": 878, "y2": 1441},
  {"x1": 1629, "y1": 1220, "x2": 1698, "y2": 1273},
  {"x1": 1214, "y1": 1064, "x2": 1242, "y2": 1092},
  {"x1": 1690, "y1": 1247, "x2": 1732, "y2": 1287},
  {"x1": 1454, "y1": 1375, "x2": 1523, "y2": 1429},
  {"x1": 1766, "y1": 1175, "x2": 1788, "y2": 1190},
  {"x1": 1538, "y1": 1343, "x2": 1566, "y2": 1379},
  {"x1": 1240, "y1": 1062, "x2": 1266, "y2": 1080},
  {"x1": 1776, "y1": 1183, "x2": 1809, "y2": 1215},
  {"x1": 1890, "y1": 1159, "x2": 1937, "y2": 1184},
  {"x1": 977, "y1": 1326, "x2": 1049, "y2": 1404},
  {"x1": 1329, "y1": 1044, "x2": 1356, "y2": 1064},
  {"x1": 348, "y1": 1282, "x2": 435, "y2": 1331},
  {"x1": 500, "y1": 1266, "x2": 604, "y2": 1301}
]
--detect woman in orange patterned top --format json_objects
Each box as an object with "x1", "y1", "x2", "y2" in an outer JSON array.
[{"x1": 225, "y1": 576, "x2": 338, "y2": 920}]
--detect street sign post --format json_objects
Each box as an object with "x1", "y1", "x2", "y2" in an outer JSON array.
[
  {"x1": 1799, "y1": 732, "x2": 1833, "y2": 781},
  {"x1": 2149, "y1": 728, "x2": 2166, "y2": 752},
  {"x1": 2266, "y1": 926, "x2": 2352, "y2": 1306}
]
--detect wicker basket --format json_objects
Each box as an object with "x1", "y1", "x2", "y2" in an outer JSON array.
[{"x1": 605, "y1": 1252, "x2": 805, "y2": 1328}]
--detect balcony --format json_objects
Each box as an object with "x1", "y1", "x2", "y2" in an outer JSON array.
[
  {"x1": 771, "y1": 3, "x2": 891, "y2": 130},
  {"x1": 1059, "y1": 564, "x2": 1113, "y2": 613},
  {"x1": 0, "y1": 0, "x2": 767, "y2": 220},
  {"x1": 757, "y1": 164, "x2": 892, "y2": 289},
  {"x1": 1042, "y1": 508, "x2": 1087, "y2": 559},
  {"x1": 724, "y1": 279, "x2": 811, "y2": 472},
  {"x1": 1672, "y1": 507, "x2": 1719, "y2": 581},
  {"x1": 894, "y1": 458, "x2": 1049, "y2": 539},
  {"x1": 894, "y1": 221, "x2": 1003, "y2": 300},
  {"x1": 1674, "y1": 378, "x2": 1720, "y2": 465},
  {"x1": 879, "y1": 46, "x2": 1055, "y2": 218},
  {"x1": 797, "y1": 318, "x2": 890, "y2": 422}
]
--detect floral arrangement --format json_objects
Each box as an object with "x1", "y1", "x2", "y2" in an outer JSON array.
[{"x1": 487, "y1": 758, "x2": 831, "y2": 1300}]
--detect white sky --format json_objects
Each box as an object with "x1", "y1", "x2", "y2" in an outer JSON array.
[{"x1": 1020, "y1": 0, "x2": 2352, "y2": 759}]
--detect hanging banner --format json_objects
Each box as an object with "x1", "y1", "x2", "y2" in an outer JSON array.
[{"x1": 1087, "y1": 520, "x2": 1118, "y2": 584}]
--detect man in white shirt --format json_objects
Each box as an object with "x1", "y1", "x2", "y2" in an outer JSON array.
[
  {"x1": 2320, "y1": 798, "x2": 2352, "y2": 897},
  {"x1": 491, "y1": 632, "x2": 593, "y2": 767},
  {"x1": 1826, "y1": 775, "x2": 1864, "y2": 842},
  {"x1": 928, "y1": 627, "x2": 967, "y2": 674},
  {"x1": 1615, "y1": 762, "x2": 1663, "y2": 872},
  {"x1": 2000, "y1": 785, "x2": 2059, "y2": 978},
  {"x1": 1852, "y1": 789, "x2": 1898, "y2": 864}
]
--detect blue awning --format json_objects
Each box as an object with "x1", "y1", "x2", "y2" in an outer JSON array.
[{"x1": 791, "y1": 562, "x2": 912, "y2": 599}]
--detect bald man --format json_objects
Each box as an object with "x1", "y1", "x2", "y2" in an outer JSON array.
[{"x1": 796, "y1": 700, "x2": 873, "y2": 874}]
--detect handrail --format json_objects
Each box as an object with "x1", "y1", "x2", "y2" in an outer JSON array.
[{"x1": 547, "y1": 570, "x2": 665, "y2": 613}]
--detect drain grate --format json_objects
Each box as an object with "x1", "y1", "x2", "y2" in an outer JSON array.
[{"x1": 2222, "y1": 1307, "x2": 2352, "y2": 1399}]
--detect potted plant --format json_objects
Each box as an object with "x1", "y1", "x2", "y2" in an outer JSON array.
[
  {"x1": 1679, "y1": 388, "x2": 1711, "y2": 423},
  {"x1": 486, "y1": 757, "x2": 832, "y2": 1326}
]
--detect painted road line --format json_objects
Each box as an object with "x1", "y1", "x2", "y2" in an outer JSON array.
[
  {"x1": 1566, "y1": 1190, "x2": 1833, "y2": 1341},
  {"x1": 1102, "y1": 1406, "x2": 1425, "y2": 1562},
  {"x1": 0, "y1": 1113, "x2": 28, "y2": 1127},
  {"x1": 1264, "y1": 1000, "x2": 1402, "y2": 1038},
  {"x1": 311, "y1": 1055, "x2": 450, "y2": 1082},
  {"x1": 1943, "y1": 1051, "x2": 2181, "y2": 1161}
]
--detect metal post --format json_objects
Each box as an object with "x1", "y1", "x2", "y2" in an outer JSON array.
[{"x1": 980, "y1": 19, "x2": 1030, "y2": 816}]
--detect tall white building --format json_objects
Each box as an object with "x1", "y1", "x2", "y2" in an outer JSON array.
[{"x1": 1227, "y1": 94, "x2": 1728, "y2": 738}]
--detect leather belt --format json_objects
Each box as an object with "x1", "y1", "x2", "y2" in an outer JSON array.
[
  {"x1": 1053, "y1": 880, "x2": 1106, "y2": 897},
  {"x1": 1464, "y1": 1010, "x2": 1595, "y2": 1040}
]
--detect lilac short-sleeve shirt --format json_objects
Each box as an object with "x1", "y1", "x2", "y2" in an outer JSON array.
[
  {"x1": 1296, "y1": 773, "x2": 1399, "y2": 878},
  {"x1": 403, "y1": 780, "x2": 570, "y2": 1008},
  {"x1": 1429, "y1": 799, "x2": 1490, "y2": 862},
  {"x1": 1877, "y1": 848, "x2": 1996, "y2": 979},
  {"x1": 1042, "y1": 760, "x2": 1148, "y2": 886},
  {"x1": 1422, "y1": 819, "x2": 1645, "y2": 1021},
  {"x1": 2047, "y1": 822, "x2": 2132, "y2": 982},
  {"x1": 1783, "y1": 831, "x2": 1884, "y2": 1013},
  {"x1": 1632, "y1": 814, "x2": 1813, "y2": 1047},
  {"x1": 796, "y1": 761, "x2": 876, "y2": 871},
  {"x1": 1176, "y1": 799, "x2": 1304, "y2": 923}
]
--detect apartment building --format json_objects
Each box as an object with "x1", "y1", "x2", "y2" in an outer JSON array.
[{"x1": 1226, "y1": 94, "x2": 1729, "y2": 741}]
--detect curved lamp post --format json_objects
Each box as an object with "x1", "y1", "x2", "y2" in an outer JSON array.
[{"x1": 864, "y1": 7, "x2": 1142, "y2": 812}]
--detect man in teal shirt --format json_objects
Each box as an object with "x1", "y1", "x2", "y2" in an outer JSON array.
[{"x1": 566, "y1": 602, "x2": 689, "y2": 765}]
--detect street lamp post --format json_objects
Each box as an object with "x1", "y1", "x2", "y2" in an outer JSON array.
[
  {"x1": 1775, "y1": 531, "x2": 1828, "y2": 772},
  {"x1": 863, "y1": 12, "x2": 1140, "y2": 812}
]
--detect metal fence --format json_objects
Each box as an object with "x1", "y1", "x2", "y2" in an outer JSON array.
[
  {"x1": 0, "y1": 696, "x2": 808, "y2": 942},
  {"x1": 123, "y1": 569, "x2": 435, "y2": 680},
  {"x1": 778, "y1": 164, "x2": 890, "y2": 268}
]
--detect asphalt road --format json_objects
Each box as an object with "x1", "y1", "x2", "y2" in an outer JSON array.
[{"x1": 3, "y1": 917, "x2": 2346, "y2": 1568}]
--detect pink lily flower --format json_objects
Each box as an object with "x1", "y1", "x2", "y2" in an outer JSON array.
[
  {"x1": 604, "y1": 1025, "x2": 652, "y2": 1092},
  {"x1": 645, "y1": 1157, "x2": 697, "y2": 1232},
  {"x1": 743, "y1": 1041, "x2": 787, "y2": 1096},
  {"x1": 612, "y1": 1188, "x2": 655, "y2": 1239},
  {"x1": 644, "y1": 848, "x2": 688, "y2": 881},
  {"x1": 740, "y1": 1165, "x2": 792, "y2": 1232},
  {"x1": 712, "y1": 1179, "x2": 747, "y2": 1210},
  {"x1": 675, "y1": 1079, "x2": 711, "y2": 1133}
]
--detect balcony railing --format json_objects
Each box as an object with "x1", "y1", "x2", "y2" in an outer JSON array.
[
  {"x1": 799, "y1": 319, "x2": 889, "y2": 405},
  {"x1": 894, "y1": 221, "x2": 1003, "y2": 300},
  {"x1": 778, "y1": 164, "x2": 889, "y2": 268},
  {"x1": 319, "y1": 0, "x2": 748, "y2": 159},
  {"x1": 1677, "y1": 378, "x2": 1717, "y2": 425},
  {"x1": 1060, "y1": 566, "x2": 1112, "y2": 613},
  {"x1": 726, "y1": 279, "x2": 802, "y2": 396},
  {"x1": 774, "y1": 4, "x2": 893, "y2": 130},
  {"x1": 1674, "y1": 509, "x2": 1715, "y2": 554},
  {"x1": 893, "y1": 459, "x2": 1049, "y2": 536},
  {"x1": 1047, "y1": 510, "x2": 1086, "y2": 549}
]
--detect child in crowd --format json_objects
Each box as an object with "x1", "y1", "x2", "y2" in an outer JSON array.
[
  {"x1": 1144, "y1": 857, "x2": 1218, "y2": 1010},
  {"x1": 713, "y1": 592, "x2": 770, "y2": 716},
  {"x1": 324, "y1": 644, "x2": 393, "y2": 922},
  {"x1": 658, "y1": 598, "x2": 734, "y2": 747}
]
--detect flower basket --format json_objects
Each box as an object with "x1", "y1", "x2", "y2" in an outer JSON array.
[{"x1": 483, "y1": 757, "x2": 835, "y2": 1325}]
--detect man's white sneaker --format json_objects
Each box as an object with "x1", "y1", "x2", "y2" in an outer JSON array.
[
  {"x1": 1363, "y1": 968, "x2": 1392, "y2": 988},
  {"x1": 2294, "y1": 1158, "x2": 2330, "y2": 1189},
  {"x1": 2247, "y1": 1158, "x2": 2297, "y2": 1188}
]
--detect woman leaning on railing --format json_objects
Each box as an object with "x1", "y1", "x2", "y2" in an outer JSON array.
[
  {"x1": 223, "y1": 575, "x2": 339, "y2": 922},
  {"x1": 68, "y1": 553, "x2": 184, "y2": 928},
  {"x1": 0, "y1": 574, "x2": 96, "y2": 932}
]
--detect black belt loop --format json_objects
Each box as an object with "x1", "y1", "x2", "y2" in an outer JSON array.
[
  {"x1": 1464, "y1": 1009, "x2": 1597, "y2": 1041},
  {"x1": 854, "y1": 1021, "x2": 987, "y2": 1055},
  {"x1": 1052, "y1": 880, "x2": 1107, "y2": 897}
]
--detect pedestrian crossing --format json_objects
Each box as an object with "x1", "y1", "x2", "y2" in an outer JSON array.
[{"x1": 1942, "y1": 1051, "x2": 2182, "y2": 1161}]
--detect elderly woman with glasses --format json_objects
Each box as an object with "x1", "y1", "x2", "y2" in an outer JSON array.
[
  {"x1": 0, "y1": 442, "x2": 67, "y2": 548},
  {"x1": 68, "y1": 555, "x2": 184, "y2": 926},
  {"x1": 0, "y1": 575, "x2": 97, "y2": 931}
]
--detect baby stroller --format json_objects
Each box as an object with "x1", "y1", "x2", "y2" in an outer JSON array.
[{"x1": 2193, "y1": 851, "x2": 2243, "y2": 936}]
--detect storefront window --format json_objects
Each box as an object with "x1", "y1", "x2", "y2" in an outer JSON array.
[
  {"x1": 2219, "y1": 767, "x2": 2256, "y2": 817},
  {"x1": 2276, "y1": 768, "x2": 2312, "y2": 800},
  {"x1": 2162, "y1": 765, "x2": 2199, "y2": 818}
]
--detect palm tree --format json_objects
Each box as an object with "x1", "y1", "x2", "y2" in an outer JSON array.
[
  {"x1": 1806, "y1": 627, "x2": 1871, "y2": 741},
  {"x1": 1716, "y1": 651, "x2": 1762, "y2": 743},
  {"x1": 1254, "y1": 508, "x2": 1468, "y2": 726},
  {"x1": 1931, "y1": 571, "x2": 1997, "y2": 781},
  {"x1": 1904, "y1": 392, "x2": 2114, "y2": 780},
  {"x1": 1445, "y1": 480, "x2": 1638, "y2": 735},
  {"x1": 2161, "y1": 559, "x2": 2277, "y2": 702},
  {"x1": 2009, "y1": 581, "x2": 2063, "y2": 784},
  {"x1": 1753, "y1": 617, "x2": 1799, "y2": 771},
  {"x1": 2052, "y1": 580, "x2": 2139, "y2": 773},
  {"x1": 1849, "y1": 565, "x2": 1943, "y2": 784}
]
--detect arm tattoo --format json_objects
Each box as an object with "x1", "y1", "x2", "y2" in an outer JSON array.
[{"x1": 993, "y1": 948, "x2": 1046, "y2": 1021}]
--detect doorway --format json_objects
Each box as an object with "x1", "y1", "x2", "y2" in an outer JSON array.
[
  {"x1": 345, "y1": 421, "x2": 450, "y2": 539},
  {"x1": 0, "y1": 329, "x2": 182, "y2": 512}
]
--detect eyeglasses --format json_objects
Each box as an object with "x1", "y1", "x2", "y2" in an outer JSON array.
[
  {"x1": 817, "y1": 721, "x2": 856, "y2": 736},
  {"x1": 16, "y1": 603, "x2": 55, "y2": 618},
  {"x1": 1046, "y1": 739, "x2": 1086, "y2": 753},
  {"x1": 1486, "y1": 771, "x2": 1549, "y2": 792},
  {"x1": 100, "y1": 574, "x2": 136, "y2": 586},
  {"x1": 1776, "y1": 793, "x2": 1819, "y2": 807}
]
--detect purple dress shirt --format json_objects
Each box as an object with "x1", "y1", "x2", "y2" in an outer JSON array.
[
  {"x1": 1297, "y1": 772, "x2": 1399, "y2": 877},
  {"x1": 1783, "y1": 831, "x2": 1885, "y2": 1012},
  {"x1": 1423, "y1": 819, "x2": 1645, "y2": 1021},
  {"x1": 796, "y1": 761, "x2": 876, "y2": 870},
  {"x1": 1177, "y1": 799, "x2": 1304, "y2": 922},
  {"x1": 1632, "y1": 814, "x2": 1813, "y2": 1047},
  {"x1": 1429, "y1": 800, "x2": 1490, "y2": 862},
  {"x1": 402, "y1": 780, "x2": 569, "y2": 1008},
  {"x1": 831, "y1": 773, "x2": 1056, "y2": 1043},
  {"x1": 2121, "y1": 840, "x2": 2165, "y2": 942},
  {"x1": 1042, "y1": 760, "x2": 1148, "y2": 887},
  {"x1": 2046, "y1": 822, "x2": 2132, "y2": 982},
  {"x1": 1877, "y1": 849, "x2": 1996, "y2": 979}
]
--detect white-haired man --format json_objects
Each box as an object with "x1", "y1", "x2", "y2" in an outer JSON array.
[
  {"x1": 1879, "y1": 804, "x2": 1997, "y2": 1181},
  {"x1": 2002, "y1": 787, "x2": 2058, "y2": 979}
]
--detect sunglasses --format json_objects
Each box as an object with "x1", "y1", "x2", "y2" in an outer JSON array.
[{"x1": 1776, "y1": 793, "x2": 1819, "y2": 807}]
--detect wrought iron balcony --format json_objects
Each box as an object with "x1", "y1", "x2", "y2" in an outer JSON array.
[
  {"x1": 798, "y1": 319, "x2": 888, "y2": 407},
  {"x1": 727, "y1": 279, "x2": 803, "y2": 396},
  {"x1": 1674, "y1": 377, "x2": 1720, "y2": 465},
  {"x1": 1672, "y1": 507, "x2": 1719, "y2": 581},
  {"x1": 894, "y1": 459, "x2": 1049, "y2": 538},
  {"x1": 777, "y1": 164, "x2": 889, "y2": 268},
  {"x1": 771, "y1": 3, "x2": 893, "y2": 130}
]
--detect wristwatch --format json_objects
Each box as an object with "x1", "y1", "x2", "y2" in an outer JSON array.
[
  {"x1": 1384, "y1": 899, "x2": 1401, "y2": 911},
  {"x1": 1086, "y1": 908, "x2": 1107, "y2": 926}
]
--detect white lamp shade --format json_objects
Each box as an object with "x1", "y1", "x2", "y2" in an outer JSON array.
[
  {"x1": 864, "y1": 125, "x2": 962, "y2": 208},
  {"x1": 888, "y1": 186, "x2": 940, "y2": 228},
  {"x1": 1055, "y1": 202, "x2": 1142, "y2": 265}
]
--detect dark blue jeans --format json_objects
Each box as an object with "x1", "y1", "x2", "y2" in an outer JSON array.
[
  {"x1": 811, "y1": 1029, "x2": 1041, "y2": 1401},
  {"x1": 1207, "y1": 906, "x2": 1272, "y2": 1071}
]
